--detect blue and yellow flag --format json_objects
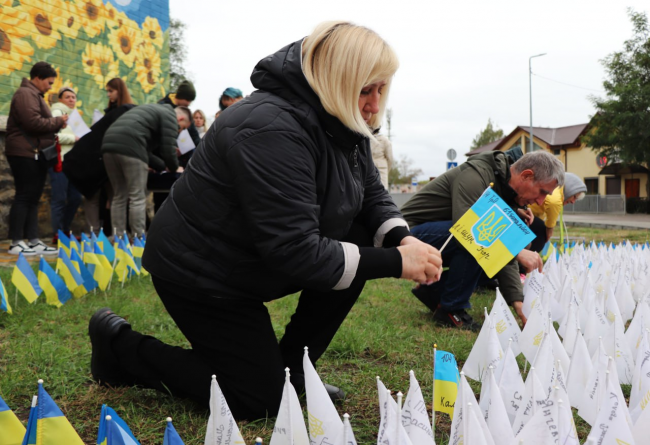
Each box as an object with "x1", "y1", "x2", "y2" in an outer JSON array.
[
  {"x1": 0, "y1": 394, "x2": 25, "y2": 445},
  {"x1": 97, "y1": 229, "x2": 116, "y2": 264},
  {"x1": 38, "y1": 258, "x2": 71, "y2": 308},
  {"x1": 96, "y1": 405, "x2": 140, "y2": 445},
  {"x1": 56, "y1": 250, "x2": 84, "y2": 293},
  {"x1": 70, "y1": 249, "x2": 97, "y2": 297},
  {"x1": 81, "y1": 232, "x2": 92, "y2": 255},
  {"x1": 93, "y1": 244, "x2": 114, "y2": 290},
  {"x1": 115, "y1": 238, "x2": 140, "y2": 282},
  {"x1": 434, "y1": 350, "x2": 460, "y2": 419},
  {"x1": 131, "y1": 237, "x2": 148, "y2": 276},
  {"x1": 0, "y1": 278, "x2": 12, "y2": 315},
  {"x1": 83, "y1": 244, "x2": 110, "y2": 291},
  {"x1": 449, "y1": 187, "x2": 536, "y2": 278},
  {"x1": 11, "y1": 253, "x2": 41, "y2": 303},
  {"x1": 69, "y1": 234, "x2": 81, "y2": 255},
  {"x1": 36, "y1": 381, "x2": 84, "y2": 445},
  {"x1": 23, "y1": 396, "x2": 38, "y2": 445},
  {"x1": 57, "y1": 230, "x2": 71, "y2": 257},
  {"x1": 163, "y1": 418, "x2": 184, "y2": 445}
]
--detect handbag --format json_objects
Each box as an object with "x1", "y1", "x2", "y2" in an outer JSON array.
[{"x1": 18, "y1": 125, "x2": 59, "y2": 165}]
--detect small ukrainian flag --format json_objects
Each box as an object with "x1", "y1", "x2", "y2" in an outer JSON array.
[
  {"x1": 0, "y1": 393, "x2": 25, "y2": 445},
  {"x1": 97, "y1": 229, "x2": 116, "y2": 263},
  {"x1": 57, "y1": 230, "x2": 71, "y2": 257},
  {"x1": 0, "y1": 277, "x2": 12, "y2": 314},
  {"x1": 56, "y1": 249, "x2": 84, "y2": 293},
  {"x1": 35, "y1": 380, "x2": 84, "y2": 445},
  {"x1": 434, "y1": 350, "x2": 460, "y2": 420},
  {"x1": 96, "y1": 405, "x2": 140, "y2": 445},
  {"x1": 11, "y1": 253, "x2": 41, "y2": 303},
  {"x1": 163, "y1": 417, "x2": 185, "y2": 445},
  {"x1": 38, "y1": 257, "x2": 71, "y2": 308},
  {"x1": 70, "y1": 249, "x2": 97, "y2": 297}
]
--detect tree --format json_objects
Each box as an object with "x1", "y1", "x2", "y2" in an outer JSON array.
[
  {"x1": 169, "y1": 18, "x2": 192, "y2": 92},
  {"x1": 389, "y1": 155, "x2": 423, "y2": 185},
  {"x1": 584, "y1": 9, "x2": 650, "y2": 170},
  {"x1": 470, "y1": 119, "x2": 504, "y2": 150}
]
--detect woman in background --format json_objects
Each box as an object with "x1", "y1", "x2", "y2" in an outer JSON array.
[
  {"x1": 49, "y1": 87, "x2": 83, "y2": 242},
  {"x1": 214, "y1": 87, "x2": 243, "y2": 119},
  {"x1": 193, "y1": 109, "x2": 208, "y2": 138}
]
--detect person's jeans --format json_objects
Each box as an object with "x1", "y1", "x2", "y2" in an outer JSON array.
[
  {"x1": 103, "y1": 153, "x2": 148, "y2": 237},
  {"x1": 7, "y1": 155, "x2": 48, "y2": 241},
  {"x1": 410, "y1": 221, "x2": 484, "y2": 311},
  {"x1": 49, "y1": 169, "x2": 82, "y2": 234}
]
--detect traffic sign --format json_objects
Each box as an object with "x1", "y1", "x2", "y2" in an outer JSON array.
[
  {"x1": 446, "y1": 148, "x2": 457, "y2": 161},
  {"x1": 447, "y1": 162, "x2": 458, "y2": 170}
]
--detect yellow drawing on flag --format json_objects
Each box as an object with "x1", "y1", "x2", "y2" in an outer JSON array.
[
  {"x1": 449, "y1": 187, "x2": 535, "y2": 278},
  {"x1": 308, "y1": 412, "x2": 325, "y2": 436}
]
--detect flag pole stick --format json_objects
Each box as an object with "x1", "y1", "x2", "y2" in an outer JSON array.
[
  {"x1": 396, "y1": 391, "x2": 403, "y2": 444},
  {"x1": 14, "y1": 289, "x2": 18, "y2": 310},
  {"x1": 121, "y1": 267, "x2": 127, "y2": 288},
  {"x1": 343, "y1": 413, "x2": 349, "y2": 445},
  {"x1": 438, "y1": 233, "x2": 453, "y2": 254},
  {"x1": 432, "y1": 343, "x2": 437, "y2": 434}
]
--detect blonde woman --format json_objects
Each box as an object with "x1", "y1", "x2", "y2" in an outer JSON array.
[
  {"x1": 192, "y1": 109, "x2": 208, "y2": 138},
  {"x1": 89, "y1": 21, "x2": 441, "y2": 420}
]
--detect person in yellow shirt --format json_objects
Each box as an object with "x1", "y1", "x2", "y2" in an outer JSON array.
[{"x1": 528, "y1": 172, "x2": 586, "y2": 252}]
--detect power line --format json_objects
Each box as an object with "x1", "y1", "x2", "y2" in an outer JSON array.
[{"x1": 532, "y1": 72, "x2": 605, "y2": 94}]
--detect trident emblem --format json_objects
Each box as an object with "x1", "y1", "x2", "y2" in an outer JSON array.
[{"x1": 474, "y1": 211, "x2": 507, "y2": 244}]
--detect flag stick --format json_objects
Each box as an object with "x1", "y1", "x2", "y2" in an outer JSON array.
[
  {"x1": 14, "y1": 288, "x2": 18, "y2": 310},
  {"x1": 121, "y1": 267, "x2": 127, "y2": 288},
  {"x1": 464, "y1": 402, "x2": 472, "y2": 443},
  {"x1": 432, "y1": 343, "x2": 437, "y2": 434},
  {"x1": 523, "y1": 359, "x2": 528, "y2": 374},
  {"x1": 343, "y1": 413, "x2": 349, "y2": 445},
  {"x1": 396, "y1": 391, "x2": 403, "y2": 444},
  {"x1": 438, "y1": 233, "x2": 453, "y2": 254}
]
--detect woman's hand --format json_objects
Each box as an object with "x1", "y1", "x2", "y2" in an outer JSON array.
[
  {"x1": 516, "y1": 249, "x2": 543, "y2": 273},
  {"x1": 397, "y1": 236, "x2": 442, "y2": 285},
  {"x1": 512, "y1": 301, "x2": 527, "y2": 326}
]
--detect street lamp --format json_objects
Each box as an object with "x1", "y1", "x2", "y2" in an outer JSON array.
[{"x1": 529, "y1": 53, "x2": 546, "y2": 153}]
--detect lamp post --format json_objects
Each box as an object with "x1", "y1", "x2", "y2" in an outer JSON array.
[{"x1": 529, "y1": 53, "x2": 546, "y2": 153}]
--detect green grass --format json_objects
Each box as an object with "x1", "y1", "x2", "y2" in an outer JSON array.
[{"x1": 0, "y1": 226, "x2": 647, "y2": 444}]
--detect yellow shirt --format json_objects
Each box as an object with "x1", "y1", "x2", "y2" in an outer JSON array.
[{"x1": 530, "y1": 186, "x2": 564, "y2": 228}]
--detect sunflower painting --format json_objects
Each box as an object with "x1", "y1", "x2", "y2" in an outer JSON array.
[{"x1": 0, "y1": 0, "x2": 170, "y2": 122}]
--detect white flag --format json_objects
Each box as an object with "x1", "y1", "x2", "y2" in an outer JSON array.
[
  {"x1": 402, "y1": 371, "x2": 434, "y2": 445},
  {"x1": 462, "y1": 308, "x2": 503, "y2": 382},
  {"x1": 489, "y1": 288, "x2": 522, "y2": 357},
  {"x1": 205, "y1": 375, "x2": 246, "y2": 445},
  {"x1": 498, "y1": 341, "x2": 525, "y2": 425},
  {"x1": 565, "y1": 328, "x2": 593, "y2": 409},
  {"x1": 519, "y1": 299, "x2": 548, "y2": 364},
  {"x1": 466, "y1": 404, "x2": 493, "y2": 445},
  {"x1": 450, "y1": 374, "x2": 495, "y2": 445},
  {"x1": 482, "y1": 368, "x2": 515, "y2": 444},
  {"x1": 343, "y1": 414, "x2": 357, "y2": 445},
  {"x1": 630, "y1": 330, "x2": 650, "y2": 423},
  {"x1": 586, "y1": 372, "x2": 636, "y2": 445},
  {"x1": 67, "y1": 108, "x2": 91, "y2": 138},
  {"x1": 270, "y1": 369, "x2": 309, "y2": 445},
  {"x1": 376, "y1": 380, "x2": 412, "y2": 445},
  {"x1": 578, "y1": 340, "x2": 609, "y2": 426},
  {"x1": 511, "y1": 367, "x2": 546, "y2": 436},
  {"x1": 177, "y1": 129, "x2": 196, "y2": 154},
  {"x1": 303, "y1": 348, "x2": 343, "y2": 445},
  {"x1": 512, "y1": 397, "x2": 560, "y2": 445}
]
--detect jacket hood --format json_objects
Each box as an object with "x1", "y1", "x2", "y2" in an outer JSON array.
[{"x1": 250, "y1": 39, "x2": 365, "y2": 146}]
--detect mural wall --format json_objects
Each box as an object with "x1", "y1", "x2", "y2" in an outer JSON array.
[{"x1": 0, "y1": 0, "x2": 170, "y2": 122}]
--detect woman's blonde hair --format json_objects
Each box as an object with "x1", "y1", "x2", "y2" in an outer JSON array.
[
  {"x1": 193, "y1": 109, "x2": 208, "y2": 130},
  {"x1": 302, "y1": 21, "x2": 398, "y2": 139}
]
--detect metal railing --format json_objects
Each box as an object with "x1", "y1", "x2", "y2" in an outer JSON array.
[{"x1": 562, "y1": 195, "x2": 626, "y2": 214}]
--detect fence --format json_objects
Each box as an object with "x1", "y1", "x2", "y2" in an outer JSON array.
[{"x1": 564, "y1": 195, "x2": 626, "y2": 214}]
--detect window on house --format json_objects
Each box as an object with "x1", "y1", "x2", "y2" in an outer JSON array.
[
  {"x1": 585, "y1": 178, "x2": 599, "y2": 195},
  {"x1": 523, "y1": 136, "x2": 545, "y2": 152}
]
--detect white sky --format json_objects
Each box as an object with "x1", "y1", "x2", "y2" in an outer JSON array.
[{"x1": 170, "y1": 0, "x2": 648, "y2": 180}]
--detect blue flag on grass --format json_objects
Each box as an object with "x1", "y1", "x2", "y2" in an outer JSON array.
[
  {"x1": 11, "y1": 253, "x2": 41, "y2": 303},
  {"x1": 433, "y1": 350, "x2": 460, "y2": 419},
  {"x1": 56, "y1": 249, "x2": 84, "y2": 293},
  {"x1": 97, "y1": 405, "x2": 140, "y2": 445},
  {"x1": 36, "y1": 380, "x2": 84, "y2": 444},
  {"x1": 21, "y1": 395, "x2": 37, "y2": 445},
  {"x1": 163, "y1": 418, "x2": 184, "y2": 445},
  {"x1": 0, "y1": 277, "x2": 12, "y2": 314},
  {"x1": 97, "y1": 229, "x2": 116, "y2": 264},
  {"x1": 38, "y1": 257, "x2": 71, "y2": 307},
  {"x1": 70, "y1": 249, "x2": 97, "y2": 296},
  {"x1": 57, "y1": 230, "x2": 71, "y2": 257}
]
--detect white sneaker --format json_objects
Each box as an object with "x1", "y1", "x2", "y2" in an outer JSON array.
[
  {"x1": 28, "y1": 240, "x2": 58, "y2": 255},
  {"x1": 8, "y1": 241, "x2": 36, "y2": 256}
]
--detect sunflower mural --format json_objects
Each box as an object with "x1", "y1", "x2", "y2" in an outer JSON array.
[{"x1": 0, "y1": 0, "x2": 170, "y2": 122}]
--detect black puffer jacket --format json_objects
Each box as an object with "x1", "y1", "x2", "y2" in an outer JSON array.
[{"x1": 143, "y1": 39, "x2": 407, "y2": 300}]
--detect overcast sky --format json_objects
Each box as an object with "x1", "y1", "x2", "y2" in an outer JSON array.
[{"x1": 170, "y1": 0, "x2": 648, "y2": 180}]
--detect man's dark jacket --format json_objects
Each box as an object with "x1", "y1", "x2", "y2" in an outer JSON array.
[
  {"x1": 400, "y1": 149, "x2": 525, "y2": 304},
  {"x1": 143, "y1": 39, "x2": 405, "y2": 299}
]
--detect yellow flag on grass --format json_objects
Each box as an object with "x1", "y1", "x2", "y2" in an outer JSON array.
[{"x1": 434, "y1": 350, "x2": 460, "y2": 419}]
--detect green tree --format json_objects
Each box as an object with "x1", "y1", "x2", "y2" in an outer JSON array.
[
  {"x1": 389, "y1": 155, "x2": 423, "y2": 185},
  {"x1": 470, "y1": 119, "x2": 504, "y2": 150},
  {"x1": 584, "y1": 9, "x2": 650, "y2": 173},
  {"x1": 169, "y1": 18, "x2": 192, "y2": 92}
]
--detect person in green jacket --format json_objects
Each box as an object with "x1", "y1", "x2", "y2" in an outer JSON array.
[
  {"x1": 400, "y1": 150, "x2": 565, "y2": 329},
  {"x1": 101, "y1": 103, "x2": 191, "y2": 238},
  {"x1": 50, "y1": 87, "x2": 83, "y2": 241}
]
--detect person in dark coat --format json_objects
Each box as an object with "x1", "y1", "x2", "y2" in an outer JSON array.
[
  {"x1": 88, "y1": 21, "x2": 442, "y2": 420},
  {"x1": 5, "y1": 62, "x2": 67, "y2": 255},
  {"x1": 101, "y1": 103, "x2": 189, "y2": 237}
]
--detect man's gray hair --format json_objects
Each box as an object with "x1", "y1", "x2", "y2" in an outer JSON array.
[{"x1": 511, "y1": 151, "x2": 565, "y2": 187}]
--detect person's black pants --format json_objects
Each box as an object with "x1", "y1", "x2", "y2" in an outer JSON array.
[
  {"x1": 111, "y1": 224, "x2": 372, "y2": 420},
  {"x1": 7, "y1": 155, "x2": 48, "y2": 241},
  {"x1": 529, "y1": 216, "x2": 547, "y2": 253}
]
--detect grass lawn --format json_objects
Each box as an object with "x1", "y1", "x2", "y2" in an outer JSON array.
[{"x1": 0, "y1": 226, "x2": 645, "y2": 444}]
